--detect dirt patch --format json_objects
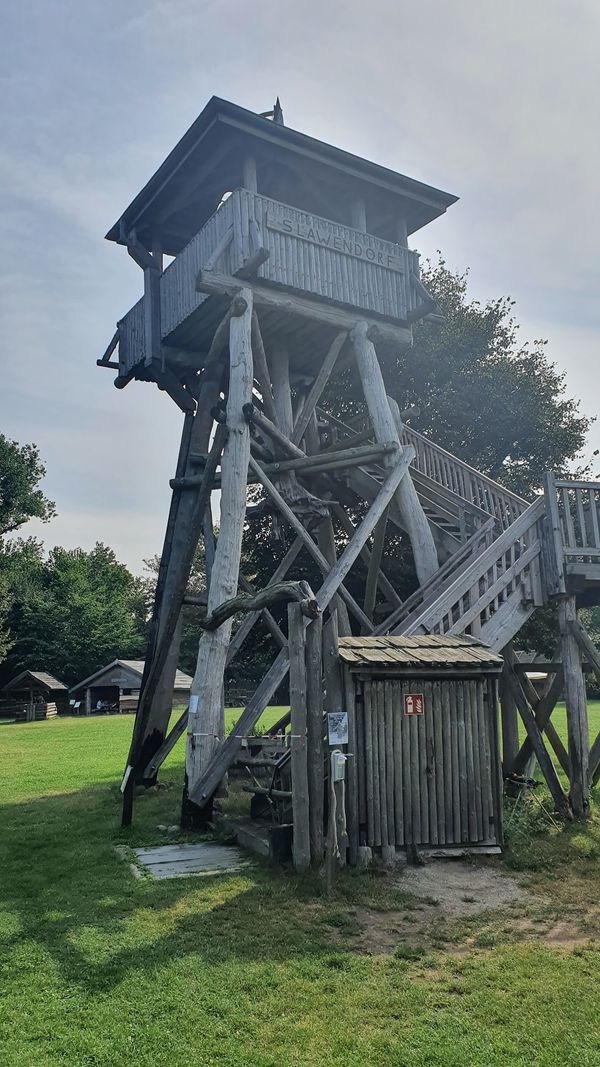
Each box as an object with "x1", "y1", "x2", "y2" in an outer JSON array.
[
  {"x1": 350, "y1": 905, "x2": 435, "y2": 955},
  {"x1": 507, "y1": 917, "x2": 596, "y2": 951},
  {"x1": 346, "y1": 860, "x2": 525, "y2": 956},
  {"x1": 398, "y1": 859, "x2": 524, "y2": 918},
  {"x1": 342, "y1": 862, "x2": 599, "y2": 956}
]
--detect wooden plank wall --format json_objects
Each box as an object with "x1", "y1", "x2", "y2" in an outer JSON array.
[
  {"x1": 354, "y1": 676, "x2": 501, "y2": 849},
  {"x1": 118, "y1": 187, "x2": 422, "y2": 372},
  {"x1": 253, "y1": 191, "x2": 415, "y2": 322}
]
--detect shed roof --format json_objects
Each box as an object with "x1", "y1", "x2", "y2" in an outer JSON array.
[
  {"x1": 70, "y1": 659, "x2": 193, "y2": 693},
  {"x1": 2, "y1": 670, "x2": 68, "y2": 692},
  {"x1": 106, "y1": 96, "x2": 458, "y2": 254},
  {"x1": 338, "y1": 634, "x2": 503, "y2": 670}
]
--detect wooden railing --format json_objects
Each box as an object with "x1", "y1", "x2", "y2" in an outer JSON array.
[
  {"x1": 377, "y1": 517, "x2": 495, "y2": 635},
  {"x1": 542, "y1": 473, "x2": 600, "y2": 595},
  {"x1": 116, "y1": 188, "x2": 430, "y2": 376},
  {"x1": 402, "y1": 497, "x2": 544, "y2": 649},
  {"x1": 554, "y1": 478, "x2": 600, "y2": 561},
  {"x1": 399, "y1": 425, "x2": 527, "y2": 531}
]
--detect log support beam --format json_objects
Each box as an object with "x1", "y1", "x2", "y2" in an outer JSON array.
[
  {"x1": 183, "y1": 289, "x2": 254, "y2": 827},
  {"x1": 500, "y1": 642, "x2": 519, "y2": 771},
  {"x1": 559, "y1": 597, "x2": 590, "y2": 814},
  {"x1": 350, "y1": 321, "x2": 438, "y2": 586}
]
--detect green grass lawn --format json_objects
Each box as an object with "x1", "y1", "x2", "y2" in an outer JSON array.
[{"x1": 0, "y1": 714, "x2": 599, "y2": 1066}]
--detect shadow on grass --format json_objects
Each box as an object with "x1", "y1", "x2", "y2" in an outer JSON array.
[
  {"x1": 0, "y1": 778, "x2": 380, "y2": 995},
  {"x1": 3, "y1": 772, "x2": 598, "y2": 998}
]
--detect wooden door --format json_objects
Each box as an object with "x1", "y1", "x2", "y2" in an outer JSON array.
[{"x1": 356, "y1": 677, "x2": 501, "y2": 849}]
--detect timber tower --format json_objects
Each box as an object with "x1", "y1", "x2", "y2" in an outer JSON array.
[{"x1": 100, "y1": 97, "x2": 599, "y2": 864}]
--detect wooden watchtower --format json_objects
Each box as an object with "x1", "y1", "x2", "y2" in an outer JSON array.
[{"x1": 101, "y1": 96, "x2": 599, "y2": 862}]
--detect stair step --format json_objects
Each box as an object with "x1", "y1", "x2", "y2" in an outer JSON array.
[{"x1": 214, "y1": 815, "x2": 293, "y2": 862}]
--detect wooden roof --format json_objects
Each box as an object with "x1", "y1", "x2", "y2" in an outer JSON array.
[
  {"x1": 2, "y1": 670, "x2": 68, "y2": 692},
  {"x1": 70, "y1": 659, "x2": 192, "y2": 693},
  {"x1": 338, "y1": 634, "x2": 503, "y2": 670},
  {"x1": 106, "y1": 96, "x2": 458, "y2": 255}
]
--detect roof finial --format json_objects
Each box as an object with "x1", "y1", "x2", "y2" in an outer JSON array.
[
  {"x1": 260, "y1": 98, "x2": 285, "y2": 125},
  {"x1": 273, "y1": 97, "x2": 284, "y2": 126}
]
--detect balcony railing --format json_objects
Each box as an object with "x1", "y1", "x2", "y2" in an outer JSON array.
[{"x1": 116, "y1": 189, "x2": 431, "y2": 376}]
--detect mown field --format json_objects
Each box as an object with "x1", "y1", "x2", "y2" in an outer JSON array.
[{"x1": 0, "y1": 710, "x2": 599, "y2": 1066}]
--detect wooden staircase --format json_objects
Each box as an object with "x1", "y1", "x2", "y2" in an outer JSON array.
[
  {"x1": 330, "y1": 414, "x2": 600, "y2": 651},
  {"x1": 390, "y1": 497, "x2": 545, "y2": 650}
]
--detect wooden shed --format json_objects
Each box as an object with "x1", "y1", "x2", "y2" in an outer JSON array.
[
  {"x1": 339, "y1": 635, "x2": 504, "y2": 858},
  {"x1": 1, "y1": 671, "x2": 68, "y2": 721},
  {"x1": 70, "y1": 660, "x2": 192, "y2": 715}
]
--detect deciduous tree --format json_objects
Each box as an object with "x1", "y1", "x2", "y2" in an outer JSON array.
[{"x1": 0, "y1": 436, "x2": 56, "y2": 537}]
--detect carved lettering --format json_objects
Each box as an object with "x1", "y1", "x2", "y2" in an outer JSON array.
[{"x1": 266, "y1": 214, "x2": 404, "y2": 273}]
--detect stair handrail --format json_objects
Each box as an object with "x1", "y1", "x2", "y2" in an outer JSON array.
[
  {"x1": 398, "y1": 424, "x2": 527, "y2": 530},
  {"x1": 400, "y1": 496, "x2": 545, "y2": 637},
  {"x1": 317, "y1": 406, "x2": 528, "y2": 531},
  {"x1": 375, "y1": 516, "x2": 495, "y2": 635}
]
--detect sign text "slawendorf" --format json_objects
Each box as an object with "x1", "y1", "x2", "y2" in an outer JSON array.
[{"x1": 266, "y1": 216, "x2": 403, "y2": 273}]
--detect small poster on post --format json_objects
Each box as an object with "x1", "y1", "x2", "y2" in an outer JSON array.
[
  {"x1": 403, "y1": 693, "x2": 425, "y2": 716},
  {"x1": 327, "y1": 710, "x2": 349, "y2": 746}
]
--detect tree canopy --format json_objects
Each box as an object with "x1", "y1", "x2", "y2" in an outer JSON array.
[
  {"x1": 0, "y1": 541, "x2": 146, "y2": 687},
  {"x1": 0, "y1": 435, "x2": 56, "y2": 537},
  {"x1": 324, "y1": 257, "x2": 591, "y2": 499}
]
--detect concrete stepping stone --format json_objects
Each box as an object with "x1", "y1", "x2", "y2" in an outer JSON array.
[{"x1": 130, "y1": 841, "x2": 252, "y2": 879}]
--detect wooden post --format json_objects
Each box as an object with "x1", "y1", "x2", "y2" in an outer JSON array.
[
  {"x1": 242, "y1": 156, "x2": 257, "y2": 193},
  {"x1": 305, "y1": 613, "x2": 324, "y2": 865},
  {"x1": 322, "y1": 613, "x2": 349, "y2": 868},
  {"x1": 266, "y1": 341, "x2": 314, "y2": 511},
  {"x1": 542, "y1": 472, "x2": 566, "y2": 596},
  {"x1": 288, "y1": 603, "x2": 311, "y2": 870},
  {"x1": 184, "y1": 290, "x2": 254, "y2": 822},
  {"x1": 343, "y1": 665, "x2": 359, "y2": 865},
  {"x1": 558, "y1": 596, "x2": 589, "y2": 815},
  {"x1": 363, "y1": 508, "x2": 389, "y2": 625},
  {"x1": 350, "y1": 321, "x2": 438, "y2": 585},
  {"x1": 500, "y1": 642, "x2": 519, "y2": 770},
  {"x1": 318, "y1": 515, "x2": 351, "y2": 867},
  {"x1": 350, "y1": 197, "x2": 367, "y2": 232},
  {"x1": 396, "y1": 216, "x2": 408, "y2": 248}
]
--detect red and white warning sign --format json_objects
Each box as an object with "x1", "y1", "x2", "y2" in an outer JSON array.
[{"x1": 403, "y1": 692, "x2": 425, "y2": 716}]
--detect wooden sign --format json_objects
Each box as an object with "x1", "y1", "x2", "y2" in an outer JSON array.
[
  {"x1": 266, "y1": 214, "x2": 404, "y2": 273},
  {"x1": 403, "y1": 693, "x2": 425, "y2": 716}
]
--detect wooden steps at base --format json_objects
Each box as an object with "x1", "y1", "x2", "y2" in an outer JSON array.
[{"x1": 214, "y1": 815, "x2": 293, "y2": 862}]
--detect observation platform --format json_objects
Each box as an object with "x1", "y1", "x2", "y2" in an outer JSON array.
[
  {"x1": 100, "y1": 96, "x2": 457, "y2": 392},
  {"x1": 115, "y1": 188, "x2": 431, "y2": 382}
]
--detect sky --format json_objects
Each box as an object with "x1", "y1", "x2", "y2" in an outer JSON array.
[{"x1": 1, "y1": 0, "x2": 599, "y2": 573}]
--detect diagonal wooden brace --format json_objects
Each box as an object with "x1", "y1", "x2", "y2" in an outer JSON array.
[{"x1": 189, "y1": 448, "x2": 414, "y2": 807}]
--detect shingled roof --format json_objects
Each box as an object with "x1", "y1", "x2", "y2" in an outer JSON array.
[
  {"x1": 2, "y1": 670, "x2": 68, "y2": 692},
  {"x1": 70, "y1": 660, "x2": 193, "y2": 693},
  {"x1": 338, "y1": 634, "x2": 503, "y2": 670}
]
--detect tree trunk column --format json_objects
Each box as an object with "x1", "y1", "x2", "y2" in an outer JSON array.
[
  {"x1": 350, "y1": 321, "x2": 438, "y2": 586},
  {"x1": 184, "y1": 291, "x2": 254, "y2": 822},
  {"x1": 558, "y1": 595, "x2": 589, "y2": 815},
  {"x1": 500, "y1": 642, "x2": 519, "y2": 771}
]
